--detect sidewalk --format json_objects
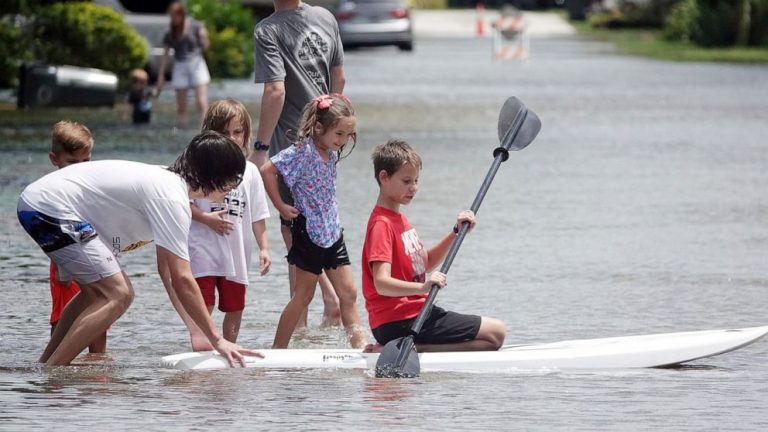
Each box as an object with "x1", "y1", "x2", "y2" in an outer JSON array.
[{"x1": 412, "y1": 9, "x2": 576, "y2": 38}]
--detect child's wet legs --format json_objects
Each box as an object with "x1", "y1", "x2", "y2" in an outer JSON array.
[
  {"x1": 476, "y1": 317, "x2": 506, "y2": 350},
  {"x1": 223, "y1": 310, "x2": 243, "y2": 343},
  {"x1": 44, "y1": 272, "x2": 134, "y2": 365},
  {"x1": 325, "y1": 265, "x2": 366, "y2": 348},
  {"x1": 272, "y1": 268, "x2": 318, "y2": 348},
  {"x1": 319, "y1": 271, "x2": 342, "y2": 327}
]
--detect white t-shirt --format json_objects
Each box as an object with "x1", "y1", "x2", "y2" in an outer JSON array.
[
  {"x1": 20, "y1": 160, "x2": 191, "y2": 260},
  {"x1": 188, "y1": 162, "x2": 270, "y2": 285}
]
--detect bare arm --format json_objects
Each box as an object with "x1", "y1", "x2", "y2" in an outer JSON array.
[
  {"x1": 252, "y1": 219, "x2": 271, "y2": 275},
  {"x1": 425, "y1": 210, "x2": 477, "y2": 271},
  {"x1": 155, "y1": 46, "x2": 171, "y2": 96},
  {"x1": 330, "y1": 65, "x2": 346, "y2": 94},
  {"x1": 198, "y1": 25, "x2": 210, "y2": 50},
  {"x1": 372, "y1": 261, "x2": 446, "y2": 297},
  {"x1": 156, "y1": 245, "x2": 262, "y2": 366},
  {"x1": 259, "y1": 161, "x2": 299, "y2": 220},
  {"x1": 249, "y1": 81, "x2": 286, "y2": 167},
  {"x1": 425, "y1": 233, "x2": 455, "y2": 272},
  {"x1": 190, "y1": 203, "x2": 233, "y2": 235}
]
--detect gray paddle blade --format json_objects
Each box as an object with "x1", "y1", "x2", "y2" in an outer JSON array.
[
  {"x1": 497, "y1": 96, "x2": 541, "y2": 152},
  {"x1": 375, "y1": 337, "x2": 420, "y2": 378}
]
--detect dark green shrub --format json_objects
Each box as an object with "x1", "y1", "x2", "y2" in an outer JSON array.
[
  {"x1": 663, "y1": 0, "x2": 699, "y2": 41},
  {"x1": 0, "y1": 16, "x2": 24, "y2": 88},
  {"x1": 591, "y1": 0, "x2": 684, "y2": 29},
  {"x1": 750, "y1": 0, "x2": 768, "y2": 45},
  {"x1": 188, "y1": 0, "x2": 255, "y2": 79},
  {"x1": 692, "y1": 0, "x2": 738, "y2": 46},
  {"x1": 623, "y1": 0, "x2": 683, "y2": 28},
  {"x1": 28, "y1": 2, "x2": 148, "y2": 83},
  {"x1": 207, "y1": 27, "x2": 252, "y2": 78}
]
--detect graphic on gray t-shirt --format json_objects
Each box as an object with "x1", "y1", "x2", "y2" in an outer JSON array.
[{"x1": 253, "y1": 5, "x2": 344, "y2": 155}]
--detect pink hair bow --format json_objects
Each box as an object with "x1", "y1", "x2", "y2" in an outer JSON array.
[
  {"x1": 314, "y1": 95, "x2": 333, "y2": 110},
  {"x1": 313, "y1": 93, "x2": 352, "y2": 110}
]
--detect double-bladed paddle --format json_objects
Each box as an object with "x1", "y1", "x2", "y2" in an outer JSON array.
[{"x1": 374, "y1": 96, "x2": 542, "y2": 378}]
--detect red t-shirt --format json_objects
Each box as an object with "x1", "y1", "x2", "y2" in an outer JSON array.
[{"x1": 362, "y1": 206, "x2": 428, "y2": 329}]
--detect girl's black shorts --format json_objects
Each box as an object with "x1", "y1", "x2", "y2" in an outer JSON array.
[{"x1": 287, "y1": 214, "x2": 350, "y2": 275}]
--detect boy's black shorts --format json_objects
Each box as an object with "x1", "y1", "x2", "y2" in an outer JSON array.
[
  {"x1": 372, "y1": 306, "x2": 482, "y2": 346},
  {"x1": 287, "y1": 214, "x2": 350, "y2": 275}
]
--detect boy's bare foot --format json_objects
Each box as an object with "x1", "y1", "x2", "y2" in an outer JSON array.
[{"x1": 363, "y1": 344, "x2": 383, "y2": 353}]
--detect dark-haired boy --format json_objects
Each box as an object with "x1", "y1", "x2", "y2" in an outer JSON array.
[
  {"x1": 18, "y1": 131, "x2": 261, "y2": 366},
  {"x1": 362, "y1": 139, "x2": 506, "y2": 353}
]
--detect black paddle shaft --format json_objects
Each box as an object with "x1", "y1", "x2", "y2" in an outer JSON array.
[{"x1": 407, "y1": 112, "x2": 527, "y2": 336}]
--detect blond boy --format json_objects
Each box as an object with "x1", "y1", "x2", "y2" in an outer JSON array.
[{"x1": 48, "y1": 121, "x2": 107, "y2": 353}]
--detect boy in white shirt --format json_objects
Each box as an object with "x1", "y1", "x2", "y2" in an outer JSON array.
[{"x1": 17, "y1": 131, "x2": 261, "y2": 366}]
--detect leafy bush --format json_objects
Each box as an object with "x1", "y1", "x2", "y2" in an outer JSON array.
[
  {"x1": 663, "y1": 0, "x2": 699, "y2": 42},
  {"x1": 188, "y1": 0, "x2": 255, "y2": 79},
  {"x1": 750, "y1": 0, "x2": 768, "y2": 45},
  {"x1": 663, "y1": 0, "x2": 768, "y2": 47},
  {"x1": 693, "y1": 0, "x2": 738, "y2": 46},
  {"x1": 206, "y1": 27, "x2": 252, "y2": 78},
  {"x1": 27, "y1": 2, "x2": 148, "y2": 83},
  {"x1": 590, "y1": 0, "x2": 684, "y2": 29},
  {"x1": 0, "y1": 16, "x2": 26, "y2": 88}
]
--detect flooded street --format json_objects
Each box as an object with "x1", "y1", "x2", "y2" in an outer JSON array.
[{"x1": 1, "y1": 11, "x2": 767, "y2": 431}]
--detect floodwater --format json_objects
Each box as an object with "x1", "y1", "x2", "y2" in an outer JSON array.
[{"x1": 2, "y1": 19, "x2": 768, "y2": 432}]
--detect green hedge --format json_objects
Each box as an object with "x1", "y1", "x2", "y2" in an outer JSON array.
[
  {"x1": 188, "y1": 0, "x2": 255, "y2": 79},
  {"x1": 28, "y1": 2, "x2": 148, "y2": 83},
  {"x1": 663, "y1": 0, "x2": 699, "y2": 42},
  {"x1": 590, "y1": 0, "x2": 683, "y2": 29},
  {"x1": 663, "y1": 0, "x2": 768, "y2": 47},
  {"x1": 0, "y1": 16, "x2": 25, "y2": 88}
]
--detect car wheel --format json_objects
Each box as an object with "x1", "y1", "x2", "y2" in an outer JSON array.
[{"x1": 398, "y1": 41, "x2": 413, "y2": 52}]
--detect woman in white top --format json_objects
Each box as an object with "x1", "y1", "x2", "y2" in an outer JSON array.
[
  {"x1": 156, "y1": 0, "x2": 211, "y2": 128},
  {"x1": 17, "y1": 131, "x2": 260, "y2": 367}
]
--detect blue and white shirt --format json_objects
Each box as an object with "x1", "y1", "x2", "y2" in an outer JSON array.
[{"x1": 272, "y1": 139, "x2": 341, "y2": 247}]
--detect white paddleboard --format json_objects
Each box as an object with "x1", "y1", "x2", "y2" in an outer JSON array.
[{"x1": 161, "y1": 325, "x2": 768, "y2": 372}]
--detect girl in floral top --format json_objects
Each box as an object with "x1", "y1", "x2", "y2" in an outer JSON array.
[{"x1": 260, "y1": 94, "x2": 367, "y2": 349}]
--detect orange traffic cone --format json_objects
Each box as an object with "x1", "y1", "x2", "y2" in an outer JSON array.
[{"x1": 476, "y1": 2, "x2": 486, "y2": 37}]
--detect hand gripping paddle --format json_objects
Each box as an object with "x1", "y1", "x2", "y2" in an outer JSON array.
[{"x1": 374, "y1": 96, "x2": 542, "y2": 378}]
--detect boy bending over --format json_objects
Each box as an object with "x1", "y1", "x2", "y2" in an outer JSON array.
[
  {"x1": 47, "y1": 121, "x2": 106, "y2": 354},
  {"x1": 362, "y1": 140, "x2": 506, "y2": 353}
]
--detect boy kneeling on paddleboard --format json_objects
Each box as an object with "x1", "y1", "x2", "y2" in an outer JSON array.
[{"x1": 362, "y1": 140, "x2": 506, "y2": 353}]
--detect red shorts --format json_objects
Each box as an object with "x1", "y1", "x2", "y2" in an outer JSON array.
[
  {"x1": 50, "y1": 263, "x2": 81, "y2": 325},
  {"x1": 196, "y1": 276, "x2": 246, "y2": 312}
]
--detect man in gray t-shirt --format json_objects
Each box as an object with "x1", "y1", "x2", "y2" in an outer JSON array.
[
  {"x1": 251, "y1": 1, "x2": 345, "y2": 169},
  {"x1": 250, "y1": 0, "x2": 346, "y2": 329}
]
